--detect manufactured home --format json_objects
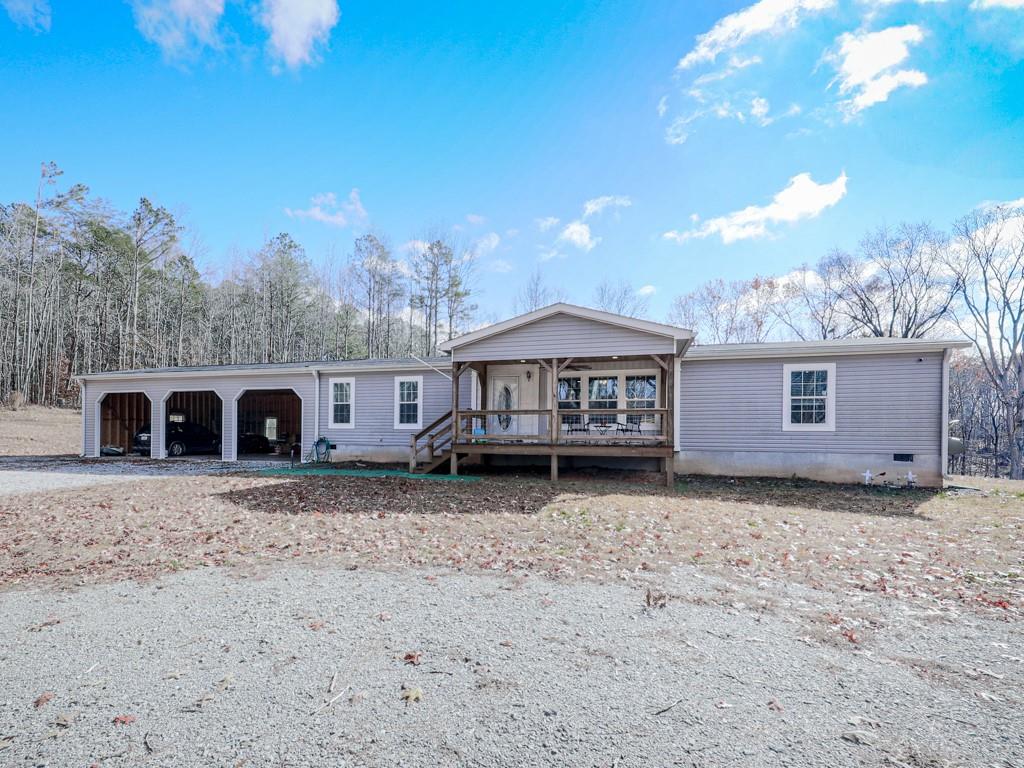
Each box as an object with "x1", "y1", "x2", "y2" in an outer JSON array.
[{"x1": 77, "y1": 303, "x2": 969, "y2": 486}]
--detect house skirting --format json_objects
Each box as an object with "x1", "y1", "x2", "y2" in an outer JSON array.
[
  {"x1": 675, "y1": 450, "x2": 942, "y2": 487},
  {"x1": 326, "y1": 444, "x2": 411, "y2": 463}
]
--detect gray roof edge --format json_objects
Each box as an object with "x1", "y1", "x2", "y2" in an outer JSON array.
[
  {"x1": 75, "y1": 356, "x2": 453, "y2": 381},
  {"x1": 684, "y1": 338, "x2": 972, "y2": 360}
]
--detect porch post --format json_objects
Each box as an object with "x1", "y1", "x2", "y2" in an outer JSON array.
[
  {"x1": 550, "y1": 357, "x2": 558, "y2": 481},
  {"x1": 665, "y1": 353, "x2": 675, "y2": 489},
  {"x1": 450, "y1": 362, "x2": 459, "y2": 475}
]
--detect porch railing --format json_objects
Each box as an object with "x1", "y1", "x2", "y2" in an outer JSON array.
[{"x1": 453, "y1": 408, "x2": 671, "y2": 445}]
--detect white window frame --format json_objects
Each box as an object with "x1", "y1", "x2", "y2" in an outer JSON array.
[
  {"x1": 782, "y1": 362, "x2": 836, "y2": 432},
  {"x1": 328, "y1": 377, "x2": 355, "y2": 429},
  {"x1": 394, "y1": 375, "x2": 423, "y2": 430},
  {"x1": 556, "y1": 368, "x2": 661, "y2": 433}
]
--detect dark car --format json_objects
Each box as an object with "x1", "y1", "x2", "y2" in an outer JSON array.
[
  {"x1": 238, "y1": 432, "x2": 272, "y2": 454},
  {"x1": 133, "y1": 422, "x2": 222, "y2": 457}
]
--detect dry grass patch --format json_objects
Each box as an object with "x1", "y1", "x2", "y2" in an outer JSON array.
[
  {"x1": 0, "y1": 471, "x2": 1020, "y2": 623},
  {"x1": 0, "y1": 406, "x2": 79, "y2": 456}
]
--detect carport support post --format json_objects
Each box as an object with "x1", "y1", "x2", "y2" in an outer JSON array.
[{"x1": 450, "y1": 363, "x2": 459, "y2": 476}]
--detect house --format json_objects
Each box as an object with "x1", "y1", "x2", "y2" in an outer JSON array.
[{"x1": 76, "y1": 303, "x2": 970, "y2": 487}]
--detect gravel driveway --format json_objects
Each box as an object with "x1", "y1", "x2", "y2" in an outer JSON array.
[
  {"x1": 1, "y1": 566, "x2": 1020, "y2": 767},
  {"x1": 0, "y1": 457, "x2": 274, "y2": 497}
]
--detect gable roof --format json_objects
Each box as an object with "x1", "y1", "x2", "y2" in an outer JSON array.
[{"x1": 437, "y1": 303, "x2": 694, "y2": 353}]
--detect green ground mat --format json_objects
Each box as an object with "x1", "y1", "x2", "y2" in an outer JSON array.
[{"x1": 257, "y1": 466, "x2": 480, "y2": 482}]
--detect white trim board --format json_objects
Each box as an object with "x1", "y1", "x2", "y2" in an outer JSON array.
[
  {"x1": 393, "y1": 375, "x2": 424, "y2": 430},
  {"x1": 326, "y1": 377, "x2": 356, "y2": 429},
  {"x1": 781, "y1": 362, "x2": 836, "y2": 433},
  {"x1": 438, "y1": 302, "x2": 693, "y2": 353}
]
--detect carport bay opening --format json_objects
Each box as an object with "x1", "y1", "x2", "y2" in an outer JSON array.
[
  {"x1": 80, "y1": 371, "x2": 318, "y2": 462},
  {"x1": 161, "y1": 389, "x2": 223, "y2": 458},
  {"x1": 233, "y1": 388, "x2": 304, "y2": 458}
]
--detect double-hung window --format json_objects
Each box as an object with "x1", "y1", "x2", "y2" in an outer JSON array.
[
  {"x1": 588, "y1": 376, "x2": 618, "y2": 426},
  {"x1": 557, "y1": 377, "x2": 582, "y2": 428},
  {"x1": 782, "y1": 363, "x2": 835, "y2": 431},
  {"x1": 394, "y1": 376, "x2": 423, "y2": 429},
  {"x1": 329, "y1": 377, "x2": 355, "y2": 429},
  {"x1": 625, "y1": 375, "x2": 657, "y2": 427}
]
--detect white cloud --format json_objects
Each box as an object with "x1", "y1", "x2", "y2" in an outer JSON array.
[
  {"x1": 2, "y1": 0, "x2": 49, "y2": 30},
  {"x1": 582, "y1": 195, "x2": 632, "y2": 219},
  {"x1": 665, "y1": 116, "x2": 691, "y2": 145},
  {"x1": 664, "y1": 171, "x2": 848, "y2": 244},
  {"x1": 657, "y1": 95, "x2": 668, "y2": 117},
  {"x1": 971, "y1": 0, "x2": 1024, "y2": 7},
  {"x1": 538, "y1": 248, "x2": 567, "y2": 262},
  {"x1": 466, "y1": 213, "x2": 486, "y2": 225},
  {"x1": 750, "y1": 96, "x2": 771, "y2": 125},
  {"x1": 130, "y1": 0, "x2": 224, "y2": 58},
  {"x1": 400, "y1": 239, "x2": 428, "y2": 254},
  {"x1": 284, "y1": 188, "x2": 367, "y2": 227},
  {"x1": 489, "y1": 259, "x2": 514, "y2": 273},
  {"x1": 474, "y1": 232, "x2": 501, "y2": 256},
  {"x1": 558, "y1": 220, "x2": 600, "y2": 252},
  {"x1": 693, "y1": 54, "x2": 763, "y2": 85},
  {"x1": 677, "y1": 0, "x2": 835, "y2": 70},
  {"x1": 829, "y1": 25, "x2": 928, "y2": 117},
  {"x1": 637, "y1": 284, "x2": 657, "y2": 297},
  {"x1": 535, "y1": 216, "x2": 560, "y2": 232},
  {"x1": 259, "y1": 0, "x2": 339, "y2": 70}
]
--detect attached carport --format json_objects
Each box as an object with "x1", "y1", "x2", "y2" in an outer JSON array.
[{"x1": 80, "y1": 366, "x2": 317, "y2": 462}]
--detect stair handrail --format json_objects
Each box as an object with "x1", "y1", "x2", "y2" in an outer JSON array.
[{"x1": 409, "y1": 409, "x2": 453, "y2": 472}]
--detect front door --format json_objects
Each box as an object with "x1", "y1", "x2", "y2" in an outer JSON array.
[{"x1": 489, "y1": 375, "x2": 519, "y2": 436}]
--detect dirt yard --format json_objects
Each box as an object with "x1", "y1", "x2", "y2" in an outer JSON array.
[{"x1": 0, "y1": 415, "x2": 1021, "y2": 765}]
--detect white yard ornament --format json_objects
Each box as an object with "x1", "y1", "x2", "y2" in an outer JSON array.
[
  {"x1": 905, "y1": 471, "x2": 917, "y2": 488},
  {"x1": 862, "y1": 469, "x2": 873, "y2": 485}
]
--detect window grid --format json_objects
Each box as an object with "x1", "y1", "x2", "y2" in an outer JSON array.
[
  {"x1": 782, "y1": 363, "x2": 835, "y2": 432},
  {"x1": 395, "y1": 377, "x2": 422, "y2": 428},
  {"x1": 588, "y1": 377, "x2": 618, "y2": 426},
  {"x1": 329, "y1": 378, "x2": 354, "y2": 428},
  {"x1": 625, "y1": 375, "x2": 657, "y2": 426},
  {"x1": 557, "y1": 377, "x2": 582, "y2": 427}
]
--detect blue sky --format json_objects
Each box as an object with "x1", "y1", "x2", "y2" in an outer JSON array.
[{"x1": 2, "y1": 0, "x2": 1023, "y2": 321}]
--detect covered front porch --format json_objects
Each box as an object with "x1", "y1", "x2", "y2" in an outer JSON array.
[{"x1": 409, "y1": 353, "x2": 678, "y2": 484}]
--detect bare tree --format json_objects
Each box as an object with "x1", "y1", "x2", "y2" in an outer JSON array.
[
  {"x1": 513, "y1": 268, "x2": 565, "y2": 314},
  {"x1": 592, "y1": 279, "x2": 650, "y2": 318},
  {"x1": 946, "y1": 205, "x2": 1024, "y2": 478},
  {"x1": 828, "y1": 223, "x2": 955, "y2": 339},
  {"x1": 667, "y1": 277, "x2": 777, "y2": 343}
]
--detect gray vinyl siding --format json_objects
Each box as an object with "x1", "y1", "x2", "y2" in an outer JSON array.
[
  {"x1": 452, "y1": 312, "x2": 674, "y2": 361},
  {"x1": 317, "y1": 369, "x2": 471, "y2": 448},
  {"x1": 83, "y1": 372, "x2": 316, "y2": 461},
  {"x1": 678, "y1": 352, "x2": 943, "y2": 454}
]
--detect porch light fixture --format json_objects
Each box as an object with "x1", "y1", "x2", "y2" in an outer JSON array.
[
  {"x1": 520, "y1": 359, "x2": 526, "y2": 363},
  {"x1": 611, "y1": 355, "x2": 619, "y2": 360}
]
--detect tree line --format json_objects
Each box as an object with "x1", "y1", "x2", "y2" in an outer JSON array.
[
  {"x1": 0, "y1": 164, "x2": 476, "y2": 409},
  {"x1": 2, "y1": 164, "x2": 1022, "y2": 477},
  {"x1": 662, "y1": 209, "x2": 1024, "y2": 479}
]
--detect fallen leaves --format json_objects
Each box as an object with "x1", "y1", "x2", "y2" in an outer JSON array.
[
  {"x1": 0, "y1": 470, "x2": 1020, "y2": 625},
  {"x1": 33, "y1": 691, "x2": 54, "y2": 709},
  {"x1": 402, "y1": 652, "x2": 422, "y2": 666},
  {"x1": 112, "y1": 714, "x2": 136, "y2": 726}
]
